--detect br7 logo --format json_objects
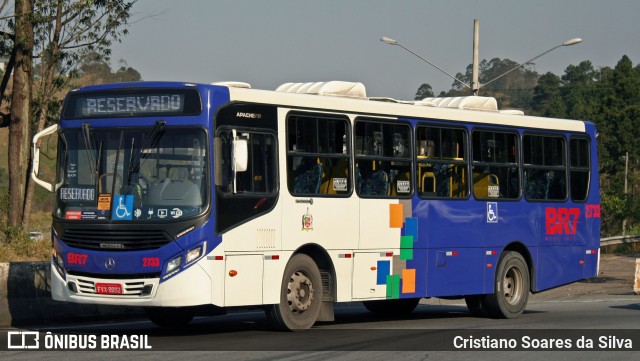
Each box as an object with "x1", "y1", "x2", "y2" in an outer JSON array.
[{"x1": 546, "y1": 207, "x2": 580, "y2": 235}]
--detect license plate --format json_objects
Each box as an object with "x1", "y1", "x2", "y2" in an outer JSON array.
[{"x1": 95, "y1": 283, "x2": 123, "y2": 295}]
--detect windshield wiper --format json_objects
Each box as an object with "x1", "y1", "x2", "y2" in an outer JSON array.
[
  {"x1": 128, "y1": 120, "x2": 165, "y2": 176},
  {"x1": 81, "y1": 123, "x2": 97, "y2": 176}
]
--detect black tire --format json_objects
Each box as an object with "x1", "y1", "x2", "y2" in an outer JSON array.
[
  {"x1": 145, "y1": 307, "x2": 194, "y2": 328},
  {"x1": 362, "y1": 298, "x2": 420, "y2": 315},
  {"x1": 483, "y1": 251, "x2": 530, "y2": 319},
  {"x1": 464, "y1": 295, "x2": 487, "y2": 317},
  {"x1": 266, "y1": 254, "x2": 322, "y2": 331}
]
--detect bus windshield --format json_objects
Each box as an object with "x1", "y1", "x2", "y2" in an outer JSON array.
[{"x1": 54, "y1": 125, "x2": 208, "y2": 222}]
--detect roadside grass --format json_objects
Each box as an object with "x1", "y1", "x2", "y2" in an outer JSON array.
[{"x1": 0, "y1": 211, "x2": 52, "y2": 262}]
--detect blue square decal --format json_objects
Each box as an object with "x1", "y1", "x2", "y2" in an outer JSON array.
[{"x1": 377, "y1": 260, "x2": 390, "y2": 285}]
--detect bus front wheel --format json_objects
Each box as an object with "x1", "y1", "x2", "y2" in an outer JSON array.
[
  {"x1": 483, "y1": 251, "x2": 530, "y2": 318},
  {"x1": 266, "y1": 253, "x2": 322, "y2": 331}
]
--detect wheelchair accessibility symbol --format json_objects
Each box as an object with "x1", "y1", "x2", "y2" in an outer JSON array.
[
  {"x1": 487, "y1": 202, "x2": 498, "y2": 223},
  {"x1": 113, "y1": 195, "x2": 133, "y2": 220}
]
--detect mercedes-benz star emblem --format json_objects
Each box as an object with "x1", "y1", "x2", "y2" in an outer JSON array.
[{"x1": 105, "y1": 258, "x2": 116, "y2": 270}]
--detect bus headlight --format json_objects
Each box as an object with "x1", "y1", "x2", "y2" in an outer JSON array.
[
  {"x1": 186, "y1": 243, "x2": 205, "y2": 264},
  {"x1": 165, "y1": 256, "x2": 182, "y2": 275}
]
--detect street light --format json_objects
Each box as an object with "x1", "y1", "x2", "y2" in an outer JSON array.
[
  {"x1": 380, "y1": 36, "x2": 582, "y2": 95},
  {"x1": 476, "y1": 37, "x2": 582, "y2": 94},
  {"x1": 380, "y1": 36, "x2": 471, "y2": 91}
]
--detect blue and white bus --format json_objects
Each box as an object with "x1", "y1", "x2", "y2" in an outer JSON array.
[{"x1": 32, "y1": 80, "x2": 600, "y2": 330}]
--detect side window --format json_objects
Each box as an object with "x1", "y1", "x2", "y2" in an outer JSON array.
[
  {"x1": 569, "y1": 137, "x2": 590, "y2": 201},
  {"x1": 287, "y1": 114, "x2": 351, "y2": 196},
  {"x1": 354, "y1": 120, "x2": 412, "y2": 198},
  {"x1": 215, "y1": 128, "x2": 278, "y2": 233},
  {"x1": 416, "y1": 126, "x2": 468, "y2": 198},
  {"x1": 523, "y1": 134, "x2": 567, "y2": 201},
  {"x1": 472, "y1": 130, "x2": 520, "y2": 200}
]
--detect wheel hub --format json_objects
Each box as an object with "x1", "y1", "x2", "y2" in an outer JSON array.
[
  {"x1": 287, "y1": 270, "x2": 315, "y2": 314},
  {"x1": 503, "y1": 266, "x2": 523, "y2": 304}
]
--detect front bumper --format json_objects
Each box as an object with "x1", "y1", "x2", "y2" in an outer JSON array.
[{"x1": 51, "y1": 258, "x2": 213, "y2": 307}]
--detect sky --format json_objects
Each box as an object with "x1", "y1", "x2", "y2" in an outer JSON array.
[{"x1": 110, "y1": 0, "x2": 640, "y2": 100}]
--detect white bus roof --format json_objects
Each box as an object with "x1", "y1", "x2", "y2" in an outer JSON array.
[{"x1": 220, "y1": 80, "x2": 585, "y2": 133}]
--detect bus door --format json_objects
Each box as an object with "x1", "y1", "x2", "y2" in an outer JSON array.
[{"x1": 352, "y1": 119, "x2": 415, "y2": 299}]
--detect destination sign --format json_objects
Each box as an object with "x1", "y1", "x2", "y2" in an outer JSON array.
[
  {"x1": 63, "y1": 88, "x2": 202, "y2": 119},
  {"x1": 81, "y1": 94, "x2": 184, "y2": 116}
]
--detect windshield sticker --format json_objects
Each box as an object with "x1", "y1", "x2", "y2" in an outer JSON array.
[
  {"x1": 488, "y1": 185, "x2": 500, "y2": 198},
  {"x1": 97, "y1": 194, "x2": 111, "y2": 210},
  {"x1": 112, "y1": 195, "x2": 133, "y2": 220},
  {"x1": 157, "y1": 209, "x2": 168, "y2": 219},
  {"x1": 59, "y1": 187, "x2": 96, "y2": 202},
  {"x1": 171, "y1": 208, "x2": 183, "y2": 218},
  {"x1": 65, "y1": 210, "x2": 82, "y2": 220},
  {"x1": 133, "y1": 208, "x2": 143, "y2": 219},
  {"x1": 81, "y1": 211, "x2": 98, "y2": 220},
  {"x1": 67, "y1": 163, "x2": 77, "y2": 179}
]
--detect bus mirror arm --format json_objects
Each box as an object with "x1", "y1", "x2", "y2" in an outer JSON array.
[{"x1": 31, "y1": 124, "x2": 59, "y2": 192}]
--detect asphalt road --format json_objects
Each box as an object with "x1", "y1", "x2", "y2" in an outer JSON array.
[
  {"x1": 1, "y1": 254, "x2": 639, "y2": 360},
  {"x1": 1, "y1": 294, "x2": 639, "y2": 360}
]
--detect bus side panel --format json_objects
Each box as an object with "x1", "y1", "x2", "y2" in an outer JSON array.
[
  {"x1": 583, "y1": 123, "x2": 601, "y2": 279},
  {"x1": 352, "y1": 201, "x2": 428, "y2": 300},
  {"x1": 414, "y1": 199, "x2": 487, "y2": 297},
  {"x1": 425, "y1": 248, "x2": 486, "y2": 297},
  {"x1": 536, "y1": 245, "x2": 585, "y2": 290}
]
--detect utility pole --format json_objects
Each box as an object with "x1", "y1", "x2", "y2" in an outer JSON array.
[
  {"x1": 472, "y1": 19, "x2": 480, "y2": 95},
  {"x1": 623, "y1": 151, "x2": 629, "y2": 235}
]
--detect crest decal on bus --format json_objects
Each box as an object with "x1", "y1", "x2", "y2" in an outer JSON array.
[{"x1": 302, "y1": 207, "x2": 313, "y2": 231}]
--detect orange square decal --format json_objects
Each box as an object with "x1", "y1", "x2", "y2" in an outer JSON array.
[
  {"x1": 389, "y1": 203, "x2": 404, "y2": 228},
  {"x1": 402, "y1": 268, "x2": 416, "y2": 294}
]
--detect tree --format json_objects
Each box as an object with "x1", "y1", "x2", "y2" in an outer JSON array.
[
  {"x1": 23, "y1": 0, "x2": 135, "y2": 231},
  {"x1": 414, "y1": 83, "x2": 433, "y2": 100},
  {"x1": 7, "y1": 0, "x2": 33, "y2": 230},
  {"x1": 2, "y1": 0, "x2": 135, "y2": 237},
  {"x1": 423, "y1": 57, "x2": 540, "y2": 108},
  {"x1": 531, "y1": 72, "x2": 566, "y2": 118}
]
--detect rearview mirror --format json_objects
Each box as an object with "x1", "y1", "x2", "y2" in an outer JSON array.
[{"x1": 31, "y1": 124, "x2": 59, "y2": 192}]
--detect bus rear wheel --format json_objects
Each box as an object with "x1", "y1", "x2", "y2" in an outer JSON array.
[
  {"x1": 266, "y1": 253, "x2": 322, "y2": 331},
  {"x1": 483, "y1": 251, "x2": 530, "y2": 318},
  {"x1": 145, "y1": 307, "x2": 194, "y2": 328}
]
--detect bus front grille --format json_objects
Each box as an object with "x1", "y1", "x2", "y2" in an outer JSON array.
[{"x1": 60, "y1": 229, "x2": 171, "y2": 251}]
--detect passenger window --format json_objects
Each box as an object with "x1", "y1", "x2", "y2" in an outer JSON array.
[
  {"x1": 287, "y1": 114, "x2": 351, "y2": 196},
  {"x1": 472, "y1": 131, "x2": 520, "y2": 200},
  {"x1": 523, "y1": 134, "x2": 567, "y2": 201},
  {"x1": 354, "y1": 120, "x2": 412, "y2": 198},
  {"x1": 416, "y1": 126, "x2": 468, "y2": 199},
  {"x1": 569, "y1": 137, "x2": 590, "y2": 201}
]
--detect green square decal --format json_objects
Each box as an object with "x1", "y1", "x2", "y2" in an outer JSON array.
[
  {"x1": 386, "y1": 274, "x2": 400, "y2": 299},
  {"x1": 400, "y1": 248, "x2": 414, "y2": 260},
  {"x1": 400, "y1": 236, "x2": 414, "y2": 260}
]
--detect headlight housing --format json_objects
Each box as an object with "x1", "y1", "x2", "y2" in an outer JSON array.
[
  {"x1": 165, "y1": 256, "x2": 182, "y2": 275},
  {"x1": 186, "y1": 243, "x2": 205, "y2": 264}
]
